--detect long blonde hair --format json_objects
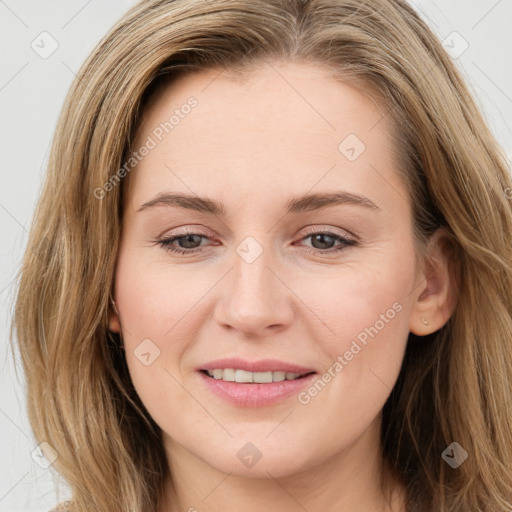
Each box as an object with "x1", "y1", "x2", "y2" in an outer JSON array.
[{"x1": 12, "y1": 0, "x2": 512, "y2": 510}]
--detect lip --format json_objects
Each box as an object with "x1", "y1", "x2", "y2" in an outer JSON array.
[
  {"x1": 198, "y1": 371, "x2": 317, "y2": 407},
  {"x1": 197, "y1": 357, "x2": 316, "y2": 374}
]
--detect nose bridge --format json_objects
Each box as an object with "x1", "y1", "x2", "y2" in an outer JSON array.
[
  {"x1": 235, "y1": 235, "x2": 273, "y2": 294},
  {"x1": 214, "y1": 232, "x2": 292, "y2": 334}
]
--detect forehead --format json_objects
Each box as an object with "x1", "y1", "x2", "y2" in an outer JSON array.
[
  {"x1": 140, "y1": 61, "x2": 389, "y2": 138},
  {"x1": 125, "y1": 61, "x2": 406, "y2": 214}
]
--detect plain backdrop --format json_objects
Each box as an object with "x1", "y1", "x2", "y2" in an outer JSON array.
[{"x1": 1, "y1": 1, "x2": 511, "y2": 511}]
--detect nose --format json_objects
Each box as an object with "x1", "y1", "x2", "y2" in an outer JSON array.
[{"x1": 213, "y1": 238, "x2": 294, "y2": 337}]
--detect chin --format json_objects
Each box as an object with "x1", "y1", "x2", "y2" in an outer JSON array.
[{"x1": 199, "y1": 443, "x2": 316, "y2": 480}]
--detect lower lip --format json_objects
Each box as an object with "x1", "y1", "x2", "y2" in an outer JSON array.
[{"x1": 197, "y1": 371, "x2": 317, "y2": 407}]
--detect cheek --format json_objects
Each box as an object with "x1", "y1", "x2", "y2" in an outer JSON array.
[
  {"x1": 290, "y1": 250, "x2": 415, "y2": 436},
  {"x1": 114, "y1": 243, "x2": 207, "y2": 338},
  {"x1": 113, "y1": 248, "x2": 193, "y2": 395},
  {"x1": 293, "y1": 247, "x2": 415, "y2": 391}
]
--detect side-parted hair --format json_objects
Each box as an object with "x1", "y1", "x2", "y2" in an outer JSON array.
[{"x1": 12, "y1": 1, "x2": 512, "y2": 511}]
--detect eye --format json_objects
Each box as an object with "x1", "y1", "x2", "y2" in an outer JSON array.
[
  {"x1": 155, "y1": 227, "x2": 357, "y2": 256},
  {"x1": 296, "y1": 227, "x2": 357, "y2": 254},
  {"x1": 156, "y1": 229, "x2": 210, "y2": 255}
]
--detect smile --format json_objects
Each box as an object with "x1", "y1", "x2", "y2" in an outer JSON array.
[
  {"x1": 198, "y1": 370, "x2": 317, "y2": 407},
  {"x1": 202, "y1": 368, "x2": 313, "y2": 383}
]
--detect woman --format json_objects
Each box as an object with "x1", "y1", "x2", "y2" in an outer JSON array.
[{"x1": 13, "y1": 0, "x2": 512, "y2": 511}]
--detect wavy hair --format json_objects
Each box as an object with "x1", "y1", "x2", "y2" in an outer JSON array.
[{"x1": 12, "y1": 0, "x2": 512, "y2": 510}]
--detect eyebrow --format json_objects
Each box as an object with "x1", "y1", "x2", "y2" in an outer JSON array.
[{"x1": 137, "y1": 190, "x2": 381, "y2": 215}]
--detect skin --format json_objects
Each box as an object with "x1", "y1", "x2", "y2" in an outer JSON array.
[{"x1": 109, "y1": 60, "x2": 458, "y2": 512}]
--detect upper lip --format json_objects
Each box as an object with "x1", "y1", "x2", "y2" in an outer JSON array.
[{"x1": 198, "y1": 357, "x2": 316, "y2": 374}]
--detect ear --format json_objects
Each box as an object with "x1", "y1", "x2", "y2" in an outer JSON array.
[
  {"x1": 409, "y1": 227, "x2": 460, "y2": 336},
  {"x1": 109, "y1": 299, "x2": 122, "y2": 333}
]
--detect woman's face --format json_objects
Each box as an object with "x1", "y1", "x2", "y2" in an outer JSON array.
[{"x1": 111, "y1": 61, "x2": 428, "y2": 480}]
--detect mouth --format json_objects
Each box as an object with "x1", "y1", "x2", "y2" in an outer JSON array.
[
  {"x1": 197, "y1": 367, "x2": 318, "y2": 407},
  {"x1": 200, "y1": 368, "x2": 316, "y2": 383},
  {"x1": 196, "y1": 357, "x2": 318, "y2": 406}
]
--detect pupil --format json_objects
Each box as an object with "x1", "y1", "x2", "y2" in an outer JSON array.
[
  {"x1": 312, "y1": 234, "x2": 334, "y2": 249},
  {"x1": 181, "y1": 234, "x2": 201, "y2": 248}
]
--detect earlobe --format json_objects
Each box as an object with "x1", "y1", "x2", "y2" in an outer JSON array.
[
  {"x1": 409, "y1": 227, "x2": 460, "y2": 336},
  {"x1": 108, "y1": 298, "x2": 122, "y2": 333}
]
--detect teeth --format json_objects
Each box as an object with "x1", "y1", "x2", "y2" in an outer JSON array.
[
  {"x1": 212, "y1": 369, "x2": 224, "y2": 380},
  {"x1": 235, "y1": 369, "x2": 253, "y2": 383},
  {"x1": 205, "y1": 368, "x2": 304, "y2": 383},
  {"x1": 221, "y1": 368, "x2": 235, "y2": 381}
]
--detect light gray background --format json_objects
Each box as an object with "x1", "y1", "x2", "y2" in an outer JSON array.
[{"x1": 1, "y1": 1, "x2": 511, "y2": 511}]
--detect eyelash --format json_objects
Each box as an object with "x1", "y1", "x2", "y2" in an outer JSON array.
[{"x1": 155, "y1": 227, "x2": 357, "y2": 256}]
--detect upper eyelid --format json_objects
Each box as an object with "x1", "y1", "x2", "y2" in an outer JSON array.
[
  {"x1": 300, "y1": 225, "x2": 356, "y2": 239},
  {"x1": 160, "y1": 225, "x2": 356, "y2": 240}
]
